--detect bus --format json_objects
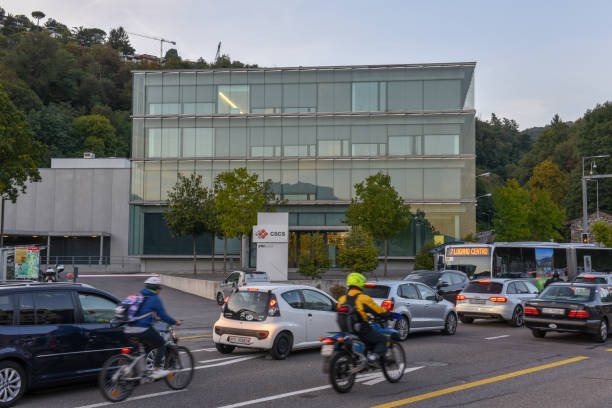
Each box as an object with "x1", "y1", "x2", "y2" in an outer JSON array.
[{"x1": 443, "y1": 242, "x2": 612, "y2": 289}]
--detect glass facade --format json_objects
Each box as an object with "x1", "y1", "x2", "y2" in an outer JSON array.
[{"x1": 129, "y1": 64, "x2": 476, "y2": 259}]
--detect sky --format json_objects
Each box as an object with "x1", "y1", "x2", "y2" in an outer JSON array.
[{"x1": 4, "y1": 0, "x2": 612, "y2": 129}]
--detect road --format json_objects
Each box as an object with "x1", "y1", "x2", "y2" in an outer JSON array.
[{"x1": 18, "y1": 274, "x2": 612, "y2": 408}]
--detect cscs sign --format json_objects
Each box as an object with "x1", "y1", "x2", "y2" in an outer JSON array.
[{"x1": 252, "y1": 224, "x2": 289, "y2": 243}]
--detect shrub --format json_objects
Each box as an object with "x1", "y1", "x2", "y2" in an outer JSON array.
[{"x1": 330, "y1": 284, "x2": 347, "y2": 300}]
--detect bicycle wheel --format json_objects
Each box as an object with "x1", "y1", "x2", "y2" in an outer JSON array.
[
  {"x1": 164, "y1": 346, "x2": 194, "y2": 390},
  {"x1": 329, "y1": 351, "x2": 356, "y2": 393},
  {"x1": 382, "y1": 342, "x2": 406, "y2": 383},
  {"x1": 99, "y1": 354, "x2": 136, "y2": 402}
]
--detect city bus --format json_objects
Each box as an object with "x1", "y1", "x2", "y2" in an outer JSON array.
[{"x1": 443, "y1": 242, "x2": 612, "y2": 289}]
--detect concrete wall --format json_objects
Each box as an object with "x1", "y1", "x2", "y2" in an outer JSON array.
[{"x1": 3, "y1": 168, "x2": 130, "y2": 257}]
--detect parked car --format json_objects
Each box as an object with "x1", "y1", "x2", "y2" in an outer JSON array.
[
  {"x1": 216, "y1": 271, "x2": 270, "y2": 305},
  {"x1": 0, "y1": 282, "x2": 125, "y2": 406},
  {"x1": 573, "y1": 273, "x2": 612, "y2": 285},
  {"x1": 213, "y1": 284, "x2": 339, "y2": 359},
  {"x1": 403, "y1": 270, "x2": 469, "y2": 304},
  {"x1": 524, "y1": 283, "x2": 612, "y2": 342},
  {"x1": 362, "y1": 280, "x2": 458, "y2": 341},
  {"x1": 455, "y1": 279, "x2": 539, "y2": 326}
]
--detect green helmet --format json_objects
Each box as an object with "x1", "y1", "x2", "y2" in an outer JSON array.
[{"x1": 346, "y1": 272, "x2": 366, "y2": 289}]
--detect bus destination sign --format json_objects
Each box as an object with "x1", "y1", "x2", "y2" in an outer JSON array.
[{"x1": 447, "y1": 247, "x2": 490, "y2": 257}]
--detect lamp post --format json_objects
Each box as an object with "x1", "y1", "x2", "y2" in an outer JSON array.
[
  {"x1": 475, "y1": 193, "x2": 492, "y2": 207},
  {"x1": 0, "y1": 198, "x2": 4, "y2": 248},
  {"x1": 476, "y1": 172, "x2": 491, "y2": 178},
  {"x1": 582, "y1": 155, "x2": 610, "y2": 237}
]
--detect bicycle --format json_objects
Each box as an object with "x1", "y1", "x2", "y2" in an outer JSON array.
[
  {"x1": 99, "y1": 322, "x2": 194, "y2": 402},
  {"x1": 320, "y1": 316, "x2": 406, "y2": 393}
]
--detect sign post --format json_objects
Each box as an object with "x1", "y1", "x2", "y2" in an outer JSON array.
[{"x1": 253, "y1": 213, "x2": 289, "y2": 281}]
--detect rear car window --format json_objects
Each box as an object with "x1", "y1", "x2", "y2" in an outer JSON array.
[
  {"x1": 463, "y1": 282, "x2": 503, "y2": 294},
  {"x1": 245, "y1": 272, "x2": 269, "y2": 282},
  {"x1": 281, "y1": 290, "x2": 303, "y2": 309},
  {"x1": 363, "y1": 285, "x2": 390, "y2": 299},
  {"x1": 224, "y1": 291, "x2": 270, "y2": 321},
  {"x1": 574, "y1": 277, "x2": 607, "y2": 284},
  {"x1": 540, "y1": 286, "x2": 594, "y2": 302},
  {"x1": 404, "y1": 273, "x2": 439, "y2": 286}
]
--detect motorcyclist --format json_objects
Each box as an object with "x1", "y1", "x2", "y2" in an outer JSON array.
[
  {"x1": 127, "y1": 277, "x2": 182, "y2": 379},
  {"x1": 336, "y1": 272, "x2": 393, "y2": 365},
  {"x1": 544, "y1": 271, "x2": 563, "y2": 288}
]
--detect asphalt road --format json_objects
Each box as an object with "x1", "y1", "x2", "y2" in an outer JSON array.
[{"x1": 18, "y1": 274, "x2": 612, "y2": 408}]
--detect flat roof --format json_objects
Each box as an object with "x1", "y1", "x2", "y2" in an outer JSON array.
[{"x1": 132, "y1": 61, "x2": 477, "y2": 73}]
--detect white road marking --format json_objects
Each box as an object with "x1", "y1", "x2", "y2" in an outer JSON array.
[
  {"x1": 362, "y1": 366, "x2": 423, "y2": 385},
  {"x1": 198, "y1": 356, "x2": 244, "y2": 364},
  {"x1": 191, "y1": 347, "x2": 218, "y2": 352},
  {"x1": 485, "y1": 335, "x2": 511, "y2": 340},
  {"x1": 216, "y1": 366, "x2": 423, "y2": 408},
  {"x1": 79, "y1": 274, "x2": 158, "y2": 278},
  {"x1": 195, "y1": 355, "x2": 260, "y2": 370},
  {"x1": 73, "y1": 389, "x2": 185, "y2": 408}
]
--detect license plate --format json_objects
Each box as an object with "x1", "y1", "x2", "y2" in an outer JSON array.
[
  {"x1": 469, "y1": 299, "x2": 486, "y2": 304},
  {"x1": 228, "y1": 335, "x2": 252, "y2": 345},
  {"x1": 542, "y1": 308, "x2": 565, "y2": 315},
  {"x1": 321, "y1": 344, "x2": 334, "y2": 356}
]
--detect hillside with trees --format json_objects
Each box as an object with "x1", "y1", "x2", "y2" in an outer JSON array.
[{"x1": 0, "y1": 6, "x2": 254, "y2": 165}]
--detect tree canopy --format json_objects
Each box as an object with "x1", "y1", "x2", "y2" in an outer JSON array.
[{"x1": 336, "y1": 227, "x2": 379, "y2": 274}]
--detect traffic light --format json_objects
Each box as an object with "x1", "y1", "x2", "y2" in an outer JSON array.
[{"x1": 582, "y1": 233, "x2": 588, "y2": 244}]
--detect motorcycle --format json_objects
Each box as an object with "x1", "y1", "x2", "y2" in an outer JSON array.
[
  {"x1": 41, "y1": 264, "x2": 65, "y2": 282},
  {"x1": 321, "y1": 316, "x2": 407, "y2": 393}
]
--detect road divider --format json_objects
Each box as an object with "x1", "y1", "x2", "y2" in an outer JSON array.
[{"x1": 370, "y1": 356, "x2": 589, "y2": 408}]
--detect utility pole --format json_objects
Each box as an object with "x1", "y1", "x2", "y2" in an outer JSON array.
[
  {"x1": 127, "y1": 32, "x2": 176, "y2": 62},
  {"x1": 582, "y1": 155, "x2": 610, "y2": 239},
  {"x1": 0, "y1": 198, "x2": 4, "y2": 248}
]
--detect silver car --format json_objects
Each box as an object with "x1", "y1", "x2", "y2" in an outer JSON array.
[
  {"x1": 216, "y1": 271, "x2": 270, "y2": 304},
  {"x1": 455, "y1": 279, "x2": 539, "y2": 326},
  {"x1": 573, "y1": 273, "x2": 612, "y2": 285},
  {"x1": 363, "y1": 280, "x2": 458, "y2": 341}
]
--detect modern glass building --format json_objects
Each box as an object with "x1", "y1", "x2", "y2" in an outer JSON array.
[{"x1": 129, "y1": 63, "x2": 476, "y2": 269}]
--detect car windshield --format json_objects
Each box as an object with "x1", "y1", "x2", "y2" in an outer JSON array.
[
  {"x1": 539, "y1": 286, "x2": 594, "y2": 302},
  {"x1": 573, "y1": 277, "x2": 607, "y2": 284},
  {"x1": 463, "y1": 281, "x2": 503, "y2": 294},
  {"x1": 224, "y1": 291, "x2": 270, "y2": 321},
  {"x1": 362, "y1": 285, "x2": 391, "y2": 299},
  {"x1": 404, "y1": 273, "x2": 439, "y2": 286}
]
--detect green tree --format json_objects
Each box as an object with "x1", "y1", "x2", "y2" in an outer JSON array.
[
  {"x1": 413, "y1": 240, "x2": 436, "y2": 270},
  {"x1": 493, "y1": 179, "x2": 531, "y2": 241},
  {"x1": 345, "y1": 172, "x2": 411, "y2": 276},
  {"x1": 0, "y1": 84, "x2": 44, "y2": 202},
  {"x1": 528, "y1": 160, "x2": 568, "y2": 206},
  {"x1": 298, "y1": 233, "x2": 331, "y2": 279},
  {"x1": 590, "y1": 221, "x2": 612, "y2": 247},
  {"x1": 72, "y1": 26, "x2": 106, "y2": 47},
  {"x1": 336, "y1": 227, "x2": 379, "y2": 274},
  {"x1": 27, "y1": 103, "x2": 75, "y2": 163},
  {"x1": 527, "y1": 189, "x2": 565, "y2": 241},
  {"x1": 163, "y1": 174, "x2": 212, "y2": 275},
  {"x1": 72, "y1": 114, "x2": 116, "y2": 156},
  {"x1": 31, "y1": 11, "x2": 45, "y2": 26},
  {"x1": 107, "y1": 27, "x2": 134, "y2": 55},
  {"x1": 215, "y1": 168, "x2": 273, "y2": 269}
]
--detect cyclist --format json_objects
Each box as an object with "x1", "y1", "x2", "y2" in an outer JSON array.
[
  {"x1": 337, "y1": 272, "x2": 393, "y2": 365},
  {"x1": 128, "y1": 277, "x2": 182, "y2": 379}
]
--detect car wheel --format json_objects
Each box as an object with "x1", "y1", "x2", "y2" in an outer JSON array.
[
  {"x1": 215, "y1": 343, "x2": 235, "y2": 354},
  {"x1": 216, "y1": 292, "x2": 225, "y2": 306},
  {"x1": 593, "y1": 319, "x2": 608, "y2": 343},
  {"x1": 509, "y1": 306, "x2": 524, "y2": 327},
  {"x1": 270, "y1": 331, "x2": 293, "y2": 360},
  {"x1": 531, "y1": 329, "x2": 546, "y2": 338},
  {"x1": 459, "y1": 315, "x2": 474, "y2": 324},
  {"x1": 0, "y1": 361, "x2": 26, "y2": 407},
  {"x1": 442, "y1": 313, "x2": 457, "y2": 335},
  {"x1": 394, "y1": 316, "x2": 410, "y2": 341}
]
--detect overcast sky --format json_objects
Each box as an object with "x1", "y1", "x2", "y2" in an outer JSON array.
[{"x1": 4, "y1": 0, "x2": 612, "y2": 129}]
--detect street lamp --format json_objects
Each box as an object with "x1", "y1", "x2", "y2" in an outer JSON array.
[
  {"x1": 476, "y1": 172, "x2": 491, "y2": 178},
  {"x1": 474, "y1": 193, "x2": 492, "y2": 207},
  {"x1": 582, "y1": 154, "x2": 610, "y2": 237}
]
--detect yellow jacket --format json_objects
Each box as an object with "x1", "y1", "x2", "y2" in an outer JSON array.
[{"x1": 337, "y1": 288, "x2": 389, "y2": 322}]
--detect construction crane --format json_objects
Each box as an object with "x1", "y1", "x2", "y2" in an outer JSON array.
[
  {"x1": 127, "y1": 32, "x2": 176, "y2": 62},
  {"x1": 214, "y1": 42, "x2": 222, "y2": 63}
]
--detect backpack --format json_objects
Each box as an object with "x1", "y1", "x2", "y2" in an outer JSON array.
[
  {"x1": 115, "y1": 294, "x2": 147, "y2": 323},
  {"x1": 337, "y1": 292, "x2": 364, "y2": 334}
]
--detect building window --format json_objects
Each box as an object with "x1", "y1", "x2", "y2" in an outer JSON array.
[
  {"x1": 352, "y1": 82, "x2": 381, "y2": 112},
  {"x1": 388, "y1": 135, "x2": 421, "y2": 156},
  {"x1": 318, "y1": 140, "x2": 342, "y2": 157},
  {"x1": 182, "y1": 128, "x2": 214, "y2": 157},
  {"x1": 217, "y1": 85, "x2": 249, "y2": 114},
  {"x1": 351, "y1": 143, "x2": 378, "y2": 157},
  {"x1": 424, "y1": 134, "x2": 459, "y2": 155}
]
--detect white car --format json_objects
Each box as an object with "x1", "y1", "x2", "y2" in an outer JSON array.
[
  {"x1": 216, "y1": 271, "x2": 270, "y2": 305},
  {"x1": 213, "y1": 284, "x2": 339, "y2": 359}
]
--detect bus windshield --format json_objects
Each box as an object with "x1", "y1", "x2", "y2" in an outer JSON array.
[{"x1": 445, "y1": 246, "x2": 491, "y2": 279}]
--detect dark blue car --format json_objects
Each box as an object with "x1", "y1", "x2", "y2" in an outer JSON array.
[{"x1": 0, "y1": 282, "x2": 126, "y2": 406}]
